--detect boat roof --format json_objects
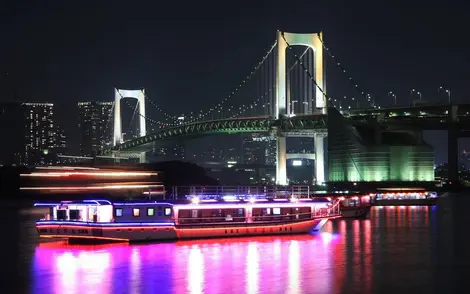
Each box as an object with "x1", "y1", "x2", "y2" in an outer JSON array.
[{"x1": 34, "y1": 197, "x2": 330, "y2": 207}]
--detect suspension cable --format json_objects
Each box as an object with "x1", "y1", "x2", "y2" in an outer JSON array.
[
  {"x1": 281, "y1": 32, "x2": 364, "y2": 181},
  {"x1": 316, "y1": 34, "x2": 375, "y2": 108}
]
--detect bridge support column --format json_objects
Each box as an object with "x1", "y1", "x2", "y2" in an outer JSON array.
[
  {"x1": 276, "y1": 136, "x2": 287, "y2": 185},
  {"x1": 112, "y1": 151, "x2": 121, "y2": 164},
  {"x1": 139, "y1": 152, "x2": 147, "y2": 164},
  {"x1": 448, "y1": 125, "x2": 459, "y2": 183},
  {"x1": 314, "y1": 133, "x2": 325, "y2": 184}
]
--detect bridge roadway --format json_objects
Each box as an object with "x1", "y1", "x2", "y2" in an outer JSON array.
[
  {"x1": 107, "y1": 104, "x2": 470, "y2": 154},
  {"x1": 107, "y1": 114, "x2": 328, "y2": 153}
]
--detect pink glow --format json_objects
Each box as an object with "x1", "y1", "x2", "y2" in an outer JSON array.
[
  {"x1": 21, "y1": 171, "x2": 158, "y2": 177},
  {"x1": 21, "y1": 184, "x2": 163, "y2": 191},
  {"x1": 174, "y1": 202, "x2": 324, "y2": 211},
  {"x1": 33, "y1": 233, "x2": 340, "y2": 294}
]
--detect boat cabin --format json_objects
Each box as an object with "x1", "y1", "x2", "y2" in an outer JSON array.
[
  {"x1": 112, "y1": 202, "x2": 174, "y2": 223},
  {"x1": 173, "y1": 199, "x2": 330, "y2": 225},
  {"x1": 45, "y1": 200, "x2": 114, "y2": 223}
]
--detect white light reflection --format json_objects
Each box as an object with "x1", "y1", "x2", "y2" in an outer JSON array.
[
  {"x1": 320, "y1": 232, "x2": 334, "y2": 246},
  {"x1": 130, "y1": 248, "x2": 141, "y2": 294},
  {"x1": 246, "y1": 243, "x2": 259, "y2": 294},
  {"x1": 187, "y1": 246, "x2": 204, "y2": 294},
  {"x1": 287, "y1": 240, "x2": 300, "y2": 294},
  {"x1": 56, "y1": 252, "x2": 77, "y2": 294},
  {"x1": 55, "y1": 251, "x2": 111, "y2": 294}
]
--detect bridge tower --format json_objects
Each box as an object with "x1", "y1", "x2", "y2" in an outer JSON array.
[
  {"x1": 113, "y1": 88, "x2": 146, "y2": 146},
  {"x1": 113, "y1": 88, "x2": 147, "y2": 163},
  {"x1": 275, "y1": 31, "x2": 327, "y2": 185}
]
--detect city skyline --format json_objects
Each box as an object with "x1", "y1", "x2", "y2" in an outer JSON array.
[{"x1": 1, "y1": 1, "x2": 468, "y2": 168}]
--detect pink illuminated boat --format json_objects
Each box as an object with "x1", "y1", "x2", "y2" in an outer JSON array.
[{"x1": 35, "y1": 195, "x2": 341, "y2": 243}]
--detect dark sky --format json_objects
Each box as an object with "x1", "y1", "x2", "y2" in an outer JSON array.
[{"x1": 0, "y1": 0, "x2": 468, "y2": 161}]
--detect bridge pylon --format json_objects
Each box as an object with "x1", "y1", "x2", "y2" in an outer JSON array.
[
  {"x1": 275, "y1": 31, "x2": 326, "y2": 185},
  {"x1": 113, "y1": 88, "x2": 146, "y2": 146}
]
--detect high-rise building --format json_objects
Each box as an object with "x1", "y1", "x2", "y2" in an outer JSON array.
[
  {"x1": 23, "y1": 103, "x2": 64, "y2": 165},
  {"x1": 242, "y1": 133, "x2": 275, "y2": 165},
  {"x1": 78, "y1": 102, "x2": 114, "y2": 156},
  {"x1": 0, "y1": 102, "x2": 66, "y2": 166}
]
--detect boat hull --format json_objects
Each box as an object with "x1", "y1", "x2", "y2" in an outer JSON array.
[
  {"x1": 341, "y1": 206, "x2": 371, "y2": 218},
  {"x1": 36, "y1": 217, "x2": 338, "y2": 243}
]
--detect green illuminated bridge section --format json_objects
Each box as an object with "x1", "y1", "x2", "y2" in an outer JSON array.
[
  {"x1": 346, "y1": 103, "x2": 470, "y2": 119},
  {"x1": 107, "y1": 104, "x2": 470, "y2": 154},
  {"x1": 344, "y1": 103, "x2": 470, "y2": 129},
  {"x1": 110, "y1": 114, "x2": 327, "y2": 152}
]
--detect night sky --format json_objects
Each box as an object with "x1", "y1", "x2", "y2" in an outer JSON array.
[{"x1": 0, "y1": 0, "x2": 468, "y2": 161}]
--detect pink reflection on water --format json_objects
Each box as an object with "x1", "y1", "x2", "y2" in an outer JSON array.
[{"x1": 34, "y1": 232, "x2": 341, "y2": 294}]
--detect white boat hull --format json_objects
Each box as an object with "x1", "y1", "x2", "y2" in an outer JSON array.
[{"x1": 36, "y1": 217, "x2": 338, "y2": 243}]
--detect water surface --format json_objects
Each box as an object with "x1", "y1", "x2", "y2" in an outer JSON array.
[{"x1": 3, "y1": 196, "x2": 470, "y2": 294}]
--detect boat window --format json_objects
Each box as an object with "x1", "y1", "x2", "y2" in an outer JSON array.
[
  {"x1": 164, "y1": 208, "x2": 172, "y2": 216},
  {"x1": 57, "y1": 210, "x2": 66, "y2": 220},
  {"x1": 115, "y1": 208, "x2": 123, "y2": 217},
  {"x1": 69, "y1": 209, "x2": 80, "y2": 220},
  {"x1": 147, "y1": 208, "x2": 155, "y2": 216},
  {"x1": 133, "y1": 208, "x2": 140, "y2": 217},
  {"x1": 273, "y1": 208, "x2": 281, "y2": 215}
]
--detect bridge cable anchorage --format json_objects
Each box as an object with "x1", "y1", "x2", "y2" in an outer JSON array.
[
  {"x1": 178, "y1": 40, "x2": 277, "y2": 124},
  {"x1": 316, "y1": 34, "x2": 376, "y2": 110},
  {"x1": 281, "y1": 32, "x2": 364, "y2": 181}
]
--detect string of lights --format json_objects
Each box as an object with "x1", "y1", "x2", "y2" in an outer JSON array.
[
  {"x1": 180, "y1": 40, "x2": 277, "y2": 123},
  {"x1": 141, "y1": 91, "x2": 180, "y2": 125},
  {"x1": 316, "y1": 34, "x2": 376, "y2": 109},
  {"x1": 281, "y1": 32, "x2": 364, "y2": 180},
  {"x1": 116, "y1": 91, "x2": 163, "y2": 128},
  {"x1": 229, "y1": 86, "x2": 275, "y2": 118}
]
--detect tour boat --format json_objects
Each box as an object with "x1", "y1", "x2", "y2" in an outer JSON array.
[
  {"x1": 339, "y1": 195, "x2": 372, "y2": 218},
  {"x1": 35, "y1": 195, "x2": 341, "y2": 243}
]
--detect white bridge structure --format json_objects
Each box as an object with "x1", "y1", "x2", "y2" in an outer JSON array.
[{"x1": 109, "y1": 31, "x2": 328, "y2": 185}]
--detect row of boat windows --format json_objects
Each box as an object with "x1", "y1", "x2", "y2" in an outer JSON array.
[{"x1": 115, "y1": 207, "x2": 172, "y2": 218}]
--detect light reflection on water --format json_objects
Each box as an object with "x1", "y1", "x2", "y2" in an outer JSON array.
[
  {"x1": 33, "y1": 228, "x2": 341, "y2": 294},
  {"x1": 7, "y1": 202, "x2": 470, "y2": 294}
]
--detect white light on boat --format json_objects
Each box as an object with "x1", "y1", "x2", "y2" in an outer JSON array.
[
  {"x1": 248, "y1": 197, "x2": 256, "y2": 203},
  {"x1": 290, "y1": 197, "x2": 298, "y2": 203},
  {"x1": 222, "y1": 195, "x2": 238, "y2": 202},
  {"x1": 191, "y1": 197, "x2": 200, "y2": 205}
]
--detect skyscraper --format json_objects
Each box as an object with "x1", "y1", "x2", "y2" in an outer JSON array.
[
  {"x1": 78, "y1": 101, "x2": 114, "y2": 156},
  {"x1": 23, "y1": 103, "x2": 64, "y2": 165}
]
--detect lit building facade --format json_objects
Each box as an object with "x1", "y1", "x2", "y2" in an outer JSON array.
[
  {"x1": 328, "y1": 107, "x2": 434, "y2": 182},
  {"x1": 242, "y1": 133, "x2": 276, "y2": 165},
  {"x1": 78, "y1": 101, "x2": 114, "y2": 156},
  {"x1": 154, "y1": 143, "x2": 186, "y2": 161},
  {"x1": 23, "y1": 103, "x2": 65, "y2": 165}
]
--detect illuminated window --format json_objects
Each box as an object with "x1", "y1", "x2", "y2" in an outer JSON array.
[
  {"x1": 147, "y1": 208, "x2": 155, "y2": 216},
  {"x1": 165, "y1": 208, "x2": 172, "y2": 216},
  {"x1": 133, "y1": 208, "x2": 140, "y2": 217},
  {"x1": 115, "y1": 208, "x2": 123, "y2": 217},
  {"x1": 273, "y1": 208, "x2": 281, "y2": 215}
]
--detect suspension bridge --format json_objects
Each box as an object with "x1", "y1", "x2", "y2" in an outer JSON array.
[{"x1": 97, "y1": 31, "x2": 468, "y2": 185}]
